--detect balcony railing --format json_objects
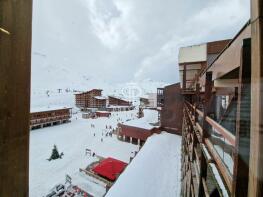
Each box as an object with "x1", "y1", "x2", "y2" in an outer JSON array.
[
  {"x1": 30, "y1": 115, "x2": 71, "y2": 125},
  {"x1": 183, "y1": 100, "x2": 235, "y2": 195}
]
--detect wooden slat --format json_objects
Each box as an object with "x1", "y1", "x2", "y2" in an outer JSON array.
[
  {"x1": 187, "y1": 99, "x2": 236, "y2": 149},
  {"x1": 185, "y1": 100, "x2": 204, "y2": 117},
  {"x1": 186, "y1": 99, "x2": 235, "y2": 146},
  {"x1": 205, "y1": 116, "x2": 235, "y2": 146},
  {"x1": 204, "y1": 138, "x2": 233, "y2": 191},
  {"x1": 195, "y1": 123, "x2": 203, "y2": 137},
  {"x1": 196, "y1": 109, "x2": 204, "y2": 117},
  {"x1": 202, "y1": 178, "x2": 210, "y2": 197}
]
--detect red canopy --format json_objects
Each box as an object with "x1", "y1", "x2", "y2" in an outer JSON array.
[{"x1": 92, "y1": 157, "x2": 128, "y2": 181}]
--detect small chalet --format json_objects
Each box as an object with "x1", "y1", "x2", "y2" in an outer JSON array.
[{"x1": 118, "y1": 109, "x2": 160, "y2": 146}]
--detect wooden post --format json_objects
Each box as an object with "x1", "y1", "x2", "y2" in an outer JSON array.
[
  {"x1": 202, "y1": 72, "x2": 213, "y2": 139},
  {"x1": 0, "y1": 0, "x2": 32, "y2": 196},
  {"x1": 183, "y1": 64, "x2": 187, "y2": 90},
  {"x1": 232, "y1": 38, "x2": 251, "y2": 197},
  {"x1": 194, "y1": 83, "x2": 200, "y2": 123},
  {"x1": 248, "y1": 0, "x2": 263, "y2": 196},
  {"x1": 198, "y1": 151, "x2": 207, "y2": 197}
]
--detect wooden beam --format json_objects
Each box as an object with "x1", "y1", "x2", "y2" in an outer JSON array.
[
  {"x1": 0, "y1": 0, "x2": 32, "y2": 196},
  {"x1": 214, "y1": 79, "x2": 239, "y2": 88},
  {"x1": 202, "y1": 72, "x2": 213, "y2": 139},
  {"x1": 205, "y1": 116, "x2": 235, "y2": 146},
  {"x1": 183, "y1": 64, "x2": 187, "y2": 90},
  {"x1": 248, "y1": 0, "x2": 263, "y2": 196}
]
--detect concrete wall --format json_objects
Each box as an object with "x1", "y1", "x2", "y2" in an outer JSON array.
[{"x1": 179, "y1": 43, "x2": 207, "y2": 64}]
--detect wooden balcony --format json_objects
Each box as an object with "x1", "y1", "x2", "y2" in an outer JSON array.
[{"x1": 182, "y1": 101, "x2": 235, "y2": 196}]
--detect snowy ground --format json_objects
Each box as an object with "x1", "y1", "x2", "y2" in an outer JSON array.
[
  {"x1": 29, "y1": 110, "x2": 140, "y2": 197},
  {"x1": 106, "y1": 132, "x2": 182, "y2": 197}
]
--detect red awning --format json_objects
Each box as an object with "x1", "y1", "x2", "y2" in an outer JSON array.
[{"x1": 92, "y1": 157, "x2": 128, "y2": 181}]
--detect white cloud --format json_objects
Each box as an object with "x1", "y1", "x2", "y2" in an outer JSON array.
[
  {"x1": 132, "y1": 0, "x2": 250, "y2": 82},
  {"x1": 85, "y1": 0, "x2": 137, "y2": 49},
  {"x1": 32, "y1": 0, "x2": 250, "y2": 89}
]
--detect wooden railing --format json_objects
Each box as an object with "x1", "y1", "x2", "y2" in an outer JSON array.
[
  {"x1": 185, "y1": 101, "x2": 235, "y2": 146},
  {"x1": 183, "y1": 101, "x2": 234, "y2": 195}
]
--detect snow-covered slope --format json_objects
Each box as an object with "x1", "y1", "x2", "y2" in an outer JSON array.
[{"x1": 31, "y1": 78, "x2": 167, "y2": 109}]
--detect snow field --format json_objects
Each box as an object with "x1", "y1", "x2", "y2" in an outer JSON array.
[{"x1": 30, "y1": 110, "x2": 139, "y2": 197}]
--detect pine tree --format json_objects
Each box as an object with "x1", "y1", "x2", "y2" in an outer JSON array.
[{"x1": 48, "y1": 145, "x2": 61, "y2": 161}]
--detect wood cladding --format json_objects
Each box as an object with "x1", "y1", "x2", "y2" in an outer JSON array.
[
  {"x1": 108, "y1": 96, "x2": 131, "y2": 106},
  {"x1": 75, "y1": 89, "x2": 106, "y2": 109},
  {"x1": 160, "y1": 83, "x2": 183, "y2": 134},
  {"x1": 0, "y1": 0, "x2": 32, "y2": 196}
]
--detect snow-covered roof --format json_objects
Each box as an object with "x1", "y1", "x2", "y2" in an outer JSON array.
[
  {"x1": 140, "y1": 95, "x2": 149, "y2": 99},
  {"x1": 94, "y1": 96, "x2": 107, "y2": 100},
  {"x1": 96, "y1": 111, "x2": 111, "y2": 113},
  {"x1": 106, "y1": 132, "x2": 182, "y2": 197},
  {"x1": 179, "y1": 43, "x2": 207, "y2": 64},
  {"x1": 122, "y1": 109, "x2": 158, "y2": 130},
  {"x1": 107, "y1": 105, "x2": 132, "y2": 108},
  {"x1": 30, "y1": 106, "x2": 71, "y2": 113},
  {"x1": 108, "y1": 95, "x2": 130, "y2": 102},
  {"x1": 74, "y1": 89, "x2": 103, "y2": 95}
]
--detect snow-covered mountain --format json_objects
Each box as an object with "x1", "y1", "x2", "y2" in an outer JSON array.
[
  {"x1": 31, "y1": 74, "x2": 168, "y2": 109},
  {"x1": 31, "y1": 0, "x2": 169, "y2": 109}
]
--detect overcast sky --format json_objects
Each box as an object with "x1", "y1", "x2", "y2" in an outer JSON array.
[{"x1": 32, "y1": 0, "x2": 250, "y2": 86}]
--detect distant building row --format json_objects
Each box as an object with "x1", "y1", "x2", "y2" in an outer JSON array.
[{"x1": 30, "y1": 107, "x2": 72, "y2": 130}]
